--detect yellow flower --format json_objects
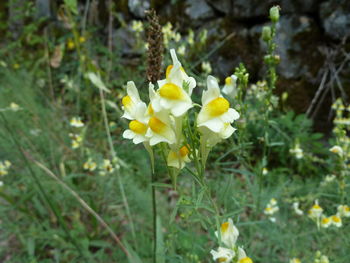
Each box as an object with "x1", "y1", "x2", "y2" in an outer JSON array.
[
  {"x1": 215, "y1": 218, "x2": 239, "y2": 248},
  {"x1": 79, "y1": 36, "x2": 86, "y2": 43},
  {"x1": 222, "y1": 74, "x2": 238, "y2": 98},
  {"x1": 102, "y1": 159, "x2": 114, "y2": 173},
  {"x1": 320, "y1": 216, "x2": 331, "y2": 228},
  {"x1": 330, "y1": 215, "x2": 342, "y2": 227},
  {"x1": 329, "y1": 145, "x2": 343, "y2": 155},
  {"x1": 67, "y1": 39, "x2": 75, "y2": 50},
  {"x1": 83, "y1": 159, "x2": 97, "y2": 171},
  {"x1": 167, "y1": 145, "x2": 191, "y2": 169},
  {"x1": 121, "y1": 81, "x2": 146, "y2": 120},
  {"x1": 238, "y1": 247, "x2": 253, "y2": 263},
  {"x1": 210, "y1": 247, "x2": 235, "y2": 263},
  {"x1": 122, "y1": 100, "x2": 149, "y2": 144},
  {"x1": 197, "y1": 76, "x2": 239, "y2": 134},
  {"x1": 152, "y1": 49, "x2": 195, "y2": 117},
  {"x1": 145, "y1": 112, "x2": 176, "y2": 146},
  {"x1": 308, "y1": 200, "x2": 323, "y2": 219},
  {"x1": 337, "y1": 205, "x2": 350, "y2": 217},
  {"x1": 289, "y1": 258, "x2": 301, "y2": 263},
  {"x1": 70, "y1": 117, "x2": 84, "y2": 128}
]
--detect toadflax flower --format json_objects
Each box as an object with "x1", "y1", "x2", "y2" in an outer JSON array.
[
  {"x1": 329, "y1": 145, "x2": 343, "y2": 156},
  {"x1": 222, "y1": 74, "x2": 238, "y2": 98},
  {"x1": 308, "y1": 200, "x2": 323, "y2": 219},
  {"x1": 215, "y1": 218, "x2": 239, "y2": 249},
  {"x1": 320, "y1": 216, "x2": 331, "y2": 228},
  {"x1": 197, "y1": 76, "x2": 239, "y2": 134},
  {"x1": 289, "y1": 258, "x2": 301, "y2": 263},
  {"x1": 264, "y1": 198, "x2": 279, "y2": 222},
  {"x1": 70, "y1": 117, "x2": 84, "y2": 128},
  {"x1": 121, "y1": 81, "x2": 146, "y2": 120},
  {"x1": 211, "y1": 219, "x2": 253, "y2": 263},
  {"x1": 330, "y1": 215, "x2": 342, "y2": 227},
  {"x1": 237, "y1": 247, "x2": 253, "y2": 263},
  {"x1": 146, "y1": 111, "x2": 176, "y2": 146},
  {"x1": 210, "y1": 247, "x2": 235, "y2": 263},
  {"x1": 153, "y1": 49, "x2": 195, "y2": 117},
  {"x1": 289, "y1": 143, "x2": 304, "y2": 159},
  {"x1": 123, "y1": 103, "x2": 149, "y2": 144},
  {"x1": 292, "y1": 202, "x2": 304, "y2": 216},
  {"x1": 167, "y1": 145, "x2": 191, "y2": 169},
  {"x1": 337, "y1": 205, "x2": 350, "y2": 217}
]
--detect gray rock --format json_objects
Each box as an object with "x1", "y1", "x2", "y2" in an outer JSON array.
[
  {"x1": 185, "y1": 0, "x2": 215, "y2": 20},
  {"x1": 250, "y1": 15, "x2": 321, "y2": 79},
  {"x1": 206, "y1": 0, "x2": 319, "y2": 17},
  {"x1": 128, "y1": 0, "x2": 150, "y2": 18},
  {"x1": 320, "y1": 0, "x2": 350, "y2": 40}
]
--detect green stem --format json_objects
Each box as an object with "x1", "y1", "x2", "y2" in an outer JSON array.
[
  {"x1": 151, "y1": 166, "x2": 157, "y2": 263},
  {"x1": 98, "y1": 88, "x2": 137, "y2": 247}
]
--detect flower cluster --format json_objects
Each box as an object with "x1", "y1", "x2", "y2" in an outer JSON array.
[
  {"x1": 222, "y1": 74, "x2": 238, "y2": 99},
  {"x1": 69, "y1": 117, "x2": 84, "y2": 149},
  {"x1": 331, "y1": 99, "x2": 350, "y2": 165},
  {"x1": 121, "y1": 49, "x2": 239, "y2": 170},
  {"x1": 210, "y1": 219, "x2": 253, "y2": 263},
  {"x1": 264, "y1": 198, "x2": 279, "y2": 222},
  {"x1": 307, "y1": 200, "x2": 349, "y2": 229},
  {"x1": 83, "y1": 158, "x2": 119, "y2": 176}
]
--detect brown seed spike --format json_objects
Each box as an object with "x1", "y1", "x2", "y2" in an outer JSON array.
[{"x1": 146, "y1": 9, "x2": 164, "y2": 84}]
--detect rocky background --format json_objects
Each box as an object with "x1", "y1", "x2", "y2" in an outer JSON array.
[{"x1": 3, "y1": 0, "x2": 350, "y2": 132}]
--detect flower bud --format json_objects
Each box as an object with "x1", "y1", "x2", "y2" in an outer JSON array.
[
  {"x1": 262, "y1": 26, "x2": 272, "y2": 41},
  {"x1": 269, "y1": 6, "x2": 280, "y2": 23}
]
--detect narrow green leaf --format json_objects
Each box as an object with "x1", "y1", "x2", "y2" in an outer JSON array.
[{"x1": 86, "y1": 72, "x2": 110, "y2": 93}]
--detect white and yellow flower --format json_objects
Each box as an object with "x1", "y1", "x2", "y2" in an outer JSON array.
[
  {"x1": 167, "y1": 145, "x2": 191, "y2": 169},
  {"x1": 237, "y1": 247, "x2": 253, "y2": 263},
  {"x1": 292, "y1": 202, "x2": 304, "y2": 216},
  {"x1": 153, "y1": 49, "x2": 195, "y2": 117},
  {"x1": 337, "y1": 205, "x2": 350, "y2": 217},
  {"x1": 70, "y1": 117, "x2": 84, "y2": 128},
  {"x1": 215, "y1": 218, "x2": 239, "y2": 249},
  {"x1": 329, "y1": 145, "x2": 343, "y2": 156},
  {"x1": 222, "y1": 75, "x2": 238, "y2": 98},
  {"x1": 210, "y1": 247, "x2": 235, "y2": 263},
  {"x1": 289, "y1": 258, "x2": 301, "y2": 263},
  {"x1": 264, "y1": 198, "x2": 279, "y2": 217},
  {"x1": 289, "y1": 143, "x2": 304, "y2": 159},
  {"x1": 69, "y1": 133, "x2": 83, "y2": 149},
  {"x1": 101, "y1": 159, "x2": 114, "y2": 174},
  {"x1": 197, "y1": 76, "x2": 239, "y2": 133},
  {"x1": 123, "y1": 103, "x2": 149, "y2": 144},
  {"x1": 330, "y1": 214, "x2": 342, "y2": 227},
  {"x1": 320, "y1": 216, "x2": 331, "y2": 228},
  {"x1": 121, "y1": 81, "x2": 146, "y2": 120},
  {"x1": 145, "y1": 111, "x2": 176, "y2": 146},
  {"x1": 308, "y1": 200, "x2": 323, "y2": 219},
  {"x1": 83, "y1": 159, "x2": 97, "y2": 171}
]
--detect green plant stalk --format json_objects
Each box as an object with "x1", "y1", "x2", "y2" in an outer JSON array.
[
  {"x1": 151, "y1": 167, "x2": 157, "y2": 263},
  {"x1": 0, "y1": 113, "x2": 88, "y2": 261},
  {"x1": 99, "y1": 88, "x2": 137, "y2": 246}
]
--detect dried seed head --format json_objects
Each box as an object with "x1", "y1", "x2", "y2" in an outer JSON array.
[{"x1": 146, "y1": 9, "x2": 163, "y2": 83}]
